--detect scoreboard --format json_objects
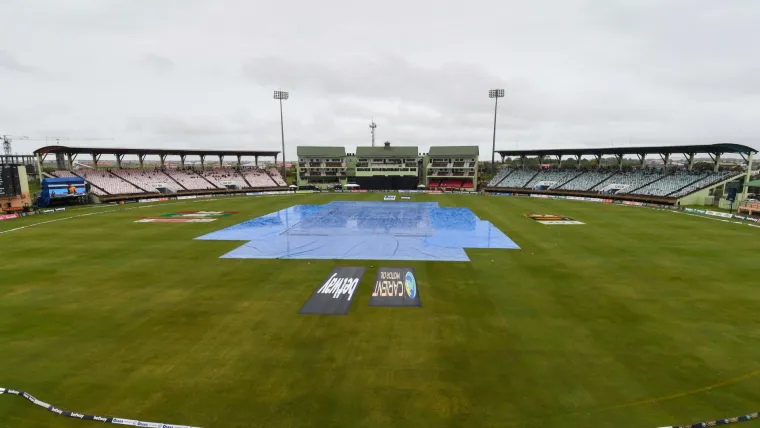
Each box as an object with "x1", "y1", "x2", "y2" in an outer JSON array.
[{"x1": 0, "y1": 165, "x2": 22, "y2": 197}]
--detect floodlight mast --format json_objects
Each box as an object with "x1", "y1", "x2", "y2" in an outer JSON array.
[
  {"x1": 488, "y1": 89, "x2": 505, "y2": 174},
  {"x1": 369, "y1": 119, "x2": 377, "y2": 147},
  {"x1": 273, "y1": 90, "x2": 289, "y2": 180}
]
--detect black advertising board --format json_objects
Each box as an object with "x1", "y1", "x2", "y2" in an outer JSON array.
[
  {"x1": 0, "y1": 166, "x2": 15, "y2": 197},
  {"x1": 369, "y1": 267, "x2": 421, "y2": 307},
  {"x1": 299, "y1": 266, "x2": 366, "y2": 315}
]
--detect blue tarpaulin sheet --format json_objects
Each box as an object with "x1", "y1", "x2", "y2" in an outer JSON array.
[{"x1": 196, "y1": 201, "x2": 519, "y2": 261}]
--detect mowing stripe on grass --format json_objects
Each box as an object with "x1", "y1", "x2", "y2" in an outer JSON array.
[{"x1": 0, "y1": 387, "x2": 202, "y2": 427}]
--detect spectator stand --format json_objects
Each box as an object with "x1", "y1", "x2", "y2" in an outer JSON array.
[
  {"x1": 34, "y1": 145, "x2": 285, "y2": 203},
  {"x1": 487, "y1": 143, "x2": 756, "y2": 206}
]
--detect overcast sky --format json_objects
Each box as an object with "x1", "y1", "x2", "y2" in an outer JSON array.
[{"x1": 1, "y1": 0, "x2": 759, "y2": 159}]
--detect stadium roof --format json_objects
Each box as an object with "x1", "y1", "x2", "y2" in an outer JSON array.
[
  {"x1": 356, "y1": 145, "x2": 418, "y2": 158},
  {"x1": 296, "y1": 146, "x2": 346, "y2": 157},
  {"x1": 495, "y1": 143, "x2": 757, "y2": 157},
  {"x1": 33, "y1": 145, "x2": 280, "y2": 157},
  {"x1": 428, "y1": 146, "x2": 479, "y2": 157}
]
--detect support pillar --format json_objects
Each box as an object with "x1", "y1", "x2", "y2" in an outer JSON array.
[
  {"x1": 685, "y1": 153, "x2": 695, "y2": 171},
  {"x1": 160, "y1": 154, "x2": 166, "y2": 169},
  {"x1": 595, "y1": 154, "x2": 602, "y2": 169},
  {"x1": 713, "y1": 153, "x2": 721, "y2": 172},
  {"x1": 520, "y1": 155, "x2": 526, "y2": 169},
  {"x1": 138, "y1": 154, "x2": 145, "y2": 169},
  {"x1": 36, "y1": 154, "x2": 43, "y2": 178},
  {"x1": 92, "y1": 153, "x2": 98, "y2": 169},
  {"x1": 638, "y1": 154, "x2": 646, "y2": 168},
  {"x1": 218, "y1": 155, "x2": 224, "y2": 168},
  {"x1": 116, "y1": 154, "x2": 123, "y2": 169},
  {"x1": 255, "y1": 155, "x2": 259, "y2": 168},
  {"x1": 659, "y1": 153, "x2": 670, "y2": 169},
  {"x1": 180, "y1": 155, "x2": 186, "y2": 169},
  {"x1": 616, "y1": 154, "x2": 624, "y2": 169},
  {"x1": 200, "y1": 155, "x2": 206, "y2": 170},
  {"x1": 237, "y1": 155, "x2": 242, "y2": 168},
  {"x1": 577, "y1": 154, "x2": 582, "y2": 168},
  {"x1": 741, "y1": 152, "x2": 754, "y2": 202},
  {"x1": 557, "y1": 154, "x2": 563, "y2": 168}
]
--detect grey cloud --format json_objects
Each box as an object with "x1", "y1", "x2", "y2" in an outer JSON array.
[
  {"x1": 3, "y1": 0, "x2": 760, "y2": 156},
  {"x1": 242, "y1": 55, "x2": 506, "y2": 116},
  {"x1": 140, "y1": 54, "x2": 175, "y2": 73},
  {"x1": 0, "y1": 50, "x2": 35, "y2": 73}
]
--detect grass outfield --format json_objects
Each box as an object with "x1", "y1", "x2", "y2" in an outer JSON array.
[{"x1": 1, "y1": 193, "x2": 760, "y2": 428}]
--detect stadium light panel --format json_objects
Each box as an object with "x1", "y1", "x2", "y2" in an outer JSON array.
[
  {"x1": 273, "y1": 90, "x2": 289, "y2": 100},
  {"x1": 489, "y1": 89, "x2": 505, "y2": 98}
]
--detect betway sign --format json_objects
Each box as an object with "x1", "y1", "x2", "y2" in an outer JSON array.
[{"x1": 299, "y1": 267, "x2": 366, "y2": 315}]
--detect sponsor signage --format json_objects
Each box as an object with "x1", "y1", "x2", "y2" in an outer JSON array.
[
  {"x1": 400, "y1": 196, "x2": 411, "y2": 200},
  {"x1": 525, "y1": 214, "x2": 585, "y2": 225},
  {"x1": 299, "y1": 267, "x2": 366, "y2": 315},
  {"x1": 705, "y1": 210, "x2": 733, "y2": 219},
  {"x1": 135, "y1": 218, "x2": 217, "y2": 223},
  {"x1": 138, "y1": 197, "x2": 169, "y2": 203},
  {"x1": 383, "y1": 195, "x2": 397, "y2": 201},
  {"x1": 0, "y1": 387, "x2": 202, "y2": 427},
  {"x1": 112, "y1": 418, "x2": 139, "y2": 425},
  {"x1": 246, "y1": 191, "x2": 291, "y2": 196},
  {"x1": 176, "y1": 195, "x2": 198, "y2": 200},
  {"x1": 161, "y1": 211, "x2": 237, "y2": 218},
  {"x1": 0, "y1": 213, "x2": 19, "y2": 221},
  {"x1": 530, "y1": 194, "x2": 550, "y2": 199},
  {"x1": 369, "y1": 267, "x2": 421, "y2": 307},
  {"x1": 622, "y1": 200, "x2": 644, "y2": 206}
]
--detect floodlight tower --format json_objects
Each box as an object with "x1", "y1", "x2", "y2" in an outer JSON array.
[
  {"x1": 273, "y1": 90, "x2": 289, "y2": 180},
  {"x1": 369, "y1": 119, "x2": 377, "y2": 147},
  {"x1": 2, "y1": 135, "x2": 11, "y2": 156},
  {"x1": 488, "y1": 89, "x2": 505, "y2": 174}
]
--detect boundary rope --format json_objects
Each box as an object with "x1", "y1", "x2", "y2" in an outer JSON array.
[
  {"x1": 659, "y1": 411, "x2": 760, "y2": 427},
  {"x1": 1, "y1": 387, "x2": 202, "y2": 427}
]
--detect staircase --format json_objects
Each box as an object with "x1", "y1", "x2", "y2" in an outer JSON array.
[
  {"x1": 493, "y1": 169, "x2": 515, "y2": 187},
  {"x1": 589, "y1": 171, "x2": 616, "y2": 191},
  {"x1": 161, "y1": 170, "x2": 187, "y2": 191},
  {"x1": 110, "y1": 171, "x2": 149, "y2": 193},
  {"x1": 236, "y1": 170, "x2": 253, "y2": 188},
  {"x1": 265, "y1": 169, "x2": 282, "y2": 186},
  {"x1": 69, "y1": 170, "x2": 110, "y2": 195},
  {"x1": 553, "y1": 171, "x2": 584, "y2": 189},
  {"x1": 198, "y1": 172, "x2": 220, "y2": 189},
  {"x1": 626, "y1": 172, "x2": 672, "y2": 194}
]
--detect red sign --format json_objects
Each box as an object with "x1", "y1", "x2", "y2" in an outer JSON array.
[{"x1": 0, "y1": 214, "x2": 19, "y2": 221}]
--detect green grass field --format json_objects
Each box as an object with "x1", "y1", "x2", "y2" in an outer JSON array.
[{"x1": 1, "y1": 193, "x2": 760, "y2": 428}]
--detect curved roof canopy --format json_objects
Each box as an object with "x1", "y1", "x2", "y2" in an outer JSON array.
[
  {"x1": 495, "y1": 143, "x2": 757, "y2": 157},
  {"x1": 33, "y1": 145, "x2": 280, "y2": 157}
]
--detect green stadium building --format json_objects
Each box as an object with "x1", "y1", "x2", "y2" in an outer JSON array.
[
  {"x1": 425, "y1": 146, "x2": 479, "y2": 191},
  {"x1": 296, "y1": 142, "x2": 480, "y2": 191},
  {"x1": 296, "y1": 146, "x2": 348, "y2": 189},
  {"x1": 354, "y1": 142, "x2": 421, "y2": 190}
]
